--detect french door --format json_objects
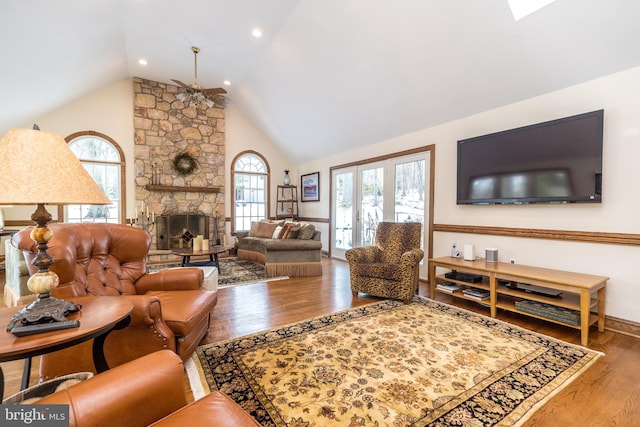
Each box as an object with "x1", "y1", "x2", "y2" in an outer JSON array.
[{"x1": 331, "y1": 152, "x2": 430, "y2": 277}]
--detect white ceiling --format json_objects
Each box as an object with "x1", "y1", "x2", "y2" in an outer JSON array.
[{"x1": 2, "y1": 0, "x2": 639, "y2": 163}]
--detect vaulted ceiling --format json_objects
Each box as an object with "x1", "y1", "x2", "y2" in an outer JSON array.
[{"x1": 2, "y1": 0, "x2": 639, "y2": 163}]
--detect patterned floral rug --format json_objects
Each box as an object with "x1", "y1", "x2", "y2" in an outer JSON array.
[
  {"x1": 149, "y1": 257, "x2": 288, "y2": 288},
  {"x1": 189, "y1": 297, "x2": 601, "y2": 426}
]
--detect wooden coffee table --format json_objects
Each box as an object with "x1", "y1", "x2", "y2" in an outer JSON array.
[
  {"x1": 0, "y1": 296, "x2": 133, "y2": 399},
  {"x1": 171, "y1": 245, "x2": 228, "y2": 272}
]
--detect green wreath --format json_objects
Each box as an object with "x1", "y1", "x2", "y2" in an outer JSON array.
[{"x1": 172, "y1": 151, "x2": 199, "y2": 176}]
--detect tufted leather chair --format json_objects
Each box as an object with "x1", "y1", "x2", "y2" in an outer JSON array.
[
  {"x1": 346, "y1": 222, "x2": 424, "y2": 304},
  {"x1": 13, "y1": 223, "x2": 218, "y2": 380}
]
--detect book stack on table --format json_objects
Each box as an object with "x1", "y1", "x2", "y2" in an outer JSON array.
[
  {"x1": 514, "y1": 300, "x2": 580, "y2": 325},
  {"x1": 436, "y1": 282, "x2": 465, "y2": 294},
  {"x1": 462, "y1": 288, "x2": 490, "y2": 300}
]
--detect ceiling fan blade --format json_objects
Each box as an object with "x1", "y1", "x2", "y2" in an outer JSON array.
[
  {"x1": 171, "y1": 79, "x2": 190, "y2": 89},
  {"x1": 211, "y1": 94, "x2": 228, "y2": 108},
  {"x1": 203, "y1": 87, "x2": 227, "y2": 96}
]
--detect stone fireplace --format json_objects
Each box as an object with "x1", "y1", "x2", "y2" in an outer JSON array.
[{"x1": 133, "y1": 77, "x2": 225, "y2": 250}]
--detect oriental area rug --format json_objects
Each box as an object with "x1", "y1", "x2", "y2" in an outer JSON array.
[
  {"x1": 149, "y1": 257, "x2": 288, "y2": 288},
  {"x1": 188, "y1": 297, "x2": 601, "y2": 426}
]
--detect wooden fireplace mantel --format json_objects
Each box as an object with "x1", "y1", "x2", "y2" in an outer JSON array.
[{"x1": 145, "y1": 184, "x2": 222, "y2": 193}]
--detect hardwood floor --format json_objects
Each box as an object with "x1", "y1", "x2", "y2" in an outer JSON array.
[{"x1": 2, "y1": 258, "x2": 639, "y2": 425}]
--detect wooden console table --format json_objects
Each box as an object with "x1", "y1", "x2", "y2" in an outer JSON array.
[{"x1": 429, "y1": 256, "x2": 608, "y2": 346}]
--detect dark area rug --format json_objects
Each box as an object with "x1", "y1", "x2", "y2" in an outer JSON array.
[{"x1": 149, "y1": 257, "x2": 288, "y2": 288}]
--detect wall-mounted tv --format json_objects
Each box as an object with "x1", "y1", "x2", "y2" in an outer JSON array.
[{"x1": 457, "y1": 109, "x2": 604, "y2": 205}]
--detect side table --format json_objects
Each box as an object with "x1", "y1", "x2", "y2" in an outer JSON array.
[{"x1": 0, "y1": 296, "x2": 133, "y2": 400}]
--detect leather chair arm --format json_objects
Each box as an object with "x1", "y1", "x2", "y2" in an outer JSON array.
[
  {"x1": 39, "y1": 295, "x2": 177, "y2": 380},
  {"x1": 136, "y1": 267, "x2": 203, "y2": 294},
  {"x1": 38, "y1": 350, "x2": 187, "y2": 427}
]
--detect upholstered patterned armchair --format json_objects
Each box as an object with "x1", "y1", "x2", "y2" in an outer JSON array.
[{"x1": 345, "y1": 222, "x2": 424, "y2": 304}]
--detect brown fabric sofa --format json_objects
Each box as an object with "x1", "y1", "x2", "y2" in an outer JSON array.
[
  {"x1": 37, "y1": 350, "x2": 260, "y2": 427},
  {"x1": 236, "y1": 219, "x2": 322, "y2": 276},
  {"x1": 13, "y1": 223, "x2": 218, "y2": 380},
  {"x1": 346, "y1": 222, "x2": 424, "y2": 304}
]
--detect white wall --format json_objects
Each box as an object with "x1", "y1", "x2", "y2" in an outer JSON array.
[{"x1": 299, "y1": 66, "x2": 640, "y2": 323}]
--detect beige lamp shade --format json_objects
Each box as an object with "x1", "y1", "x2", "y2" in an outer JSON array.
[{"x1": 0, "y1": 128, "x2": 110, "y2": 205}]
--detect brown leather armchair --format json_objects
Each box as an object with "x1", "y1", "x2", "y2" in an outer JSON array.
[
  {"x1": 346, "y1": 222, "x2": 424, "y2": 304},
  {"x1": 13, "y1": 223, "x2": 218, "y2": 380},
  {"x1": 37, "y1": 350, "x2": 261, "y2": 427}
]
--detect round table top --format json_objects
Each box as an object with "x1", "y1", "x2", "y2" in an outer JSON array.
[
  {"x1": 0, "y1": 296, "x2": 133, "y2": 362},
  {"x1": 170, "y1": 245, "x2": 228, "y2": 256}
]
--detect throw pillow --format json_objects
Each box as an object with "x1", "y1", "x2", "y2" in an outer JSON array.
[
  {"x1": 255, "y1": 221, "x2": 278, "y2": 238},
  {"x1": 272, "y1": 226, "x2": 283, "y2": 239},
  {"x1": 284, "y1": 224, "x2": 302, "y2": 239},
  {"x1": 278, "y1": 221, "x2": 298, "y2": 239},
  {"x1": 248, "y1": 221, "x2": 260, "y2": 237},
  {"x1": 297, "y1": 223, "x2": 316, "y2": 240}
]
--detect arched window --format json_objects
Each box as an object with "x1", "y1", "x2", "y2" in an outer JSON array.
[
  {"x1": 65, "y1": 131, "x2": 125, "y2": 223},
  {"x1": 231, "y1": 151, "x2": 270, "y2": 233}
]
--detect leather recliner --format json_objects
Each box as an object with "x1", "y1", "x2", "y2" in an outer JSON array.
[
  {"x1": 13, "y1": 223, "x2": 218, "y2": 380},
  {"x1": 37, "y1": 350, "x2": 261, "y2": 427}
]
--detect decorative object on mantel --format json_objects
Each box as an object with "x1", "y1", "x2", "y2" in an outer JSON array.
[
  {"x1": 172, "y1": 46, "x2": 228, "y2": 109},
  {"x1": 172, "y1": 151, "x2": 199, "y2": 176},
  {"x1": 283, "y1": 169, "x2": 291, "y2": 185},
  {"x1": 0, "y1": 126, "x2": 110, "y2": 335},
  {"x1": 151, "y1": 162, "x2": 161, "y2": 185}
]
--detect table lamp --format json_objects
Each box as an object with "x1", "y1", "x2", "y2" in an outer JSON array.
[{"x1": 0, "y1": 126, "x2": 111, "y2": 335}]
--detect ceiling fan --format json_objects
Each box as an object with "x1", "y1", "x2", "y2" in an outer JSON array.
[{"x1": 172, "y1": 46, "x2": 227, "y2": 108}]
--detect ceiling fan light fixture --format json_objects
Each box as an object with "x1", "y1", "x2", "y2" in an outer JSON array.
[{"x1": 171, "y1": 46, "x2": 228, "y2": 109}]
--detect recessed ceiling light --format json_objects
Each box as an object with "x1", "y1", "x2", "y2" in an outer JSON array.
[
  {"x1": 252, "y1": 28, "x2": 263, "y2": 38},
  {"x1": 223, "y1": 80, "x2": 231, "y2": 86},
  {"x1": 138, "y1": 58, "x2": 148, "y2": 66}
]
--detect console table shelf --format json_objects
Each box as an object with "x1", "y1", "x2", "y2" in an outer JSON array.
[{"x1": 429, "y1": 256, "x2": 608, "y2": 346}]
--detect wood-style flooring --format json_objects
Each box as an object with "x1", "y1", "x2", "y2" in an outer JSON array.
[{"x1": 2, "y1": 258, "x2": 639, "y2": 426}]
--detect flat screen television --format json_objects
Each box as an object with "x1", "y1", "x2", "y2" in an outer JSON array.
[{"x1": 457, "y1": 109, "x2": 604, "y2": 205}]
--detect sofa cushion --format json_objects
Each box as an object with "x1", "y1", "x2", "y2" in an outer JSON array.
[
  {"x1": 147, "y1": 290, "x2": 218, "y2": 336},
  {"x1": 297, "y1": 223, "x2": 316, "y2": 240},
  {"x1": 352, "y1": 262, "x2": 403, "y2": 280}
]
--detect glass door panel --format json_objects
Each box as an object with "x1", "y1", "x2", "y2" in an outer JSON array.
[
  {"x1": 358, "y1": 165, "x2": 384, "y2": 246},
  {"x1": 393, "y1": 155, "x2": 429, "y2": 277},
  {"x1": 332, "y1": 168, "x2": 355, "y2": 259}
]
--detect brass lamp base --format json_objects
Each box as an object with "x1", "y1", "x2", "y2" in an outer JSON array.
[{"x1": 6, "y1": 295, "x2": 81, "y2": 336}]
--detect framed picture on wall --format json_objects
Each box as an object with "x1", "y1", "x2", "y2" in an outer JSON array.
[{"x1": 301, "y1": 172, "x2": 320, "y2": 202}]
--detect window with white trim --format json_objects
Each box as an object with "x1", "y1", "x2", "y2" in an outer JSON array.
[
  {"x1": 231, "y1": 151, "x2": 270, "y2": 232},
  {"x1": 66, "y1": 132, "x2": 124, "y2": 223}
]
